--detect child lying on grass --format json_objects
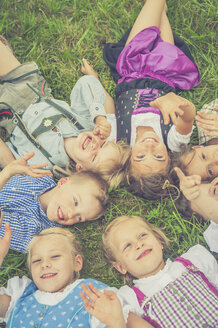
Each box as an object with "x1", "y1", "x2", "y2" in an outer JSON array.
[
  {"x1": 0, "y1": 153, "x2": 109, "y2": 253},
  {"x1": 0, "y1": 36, "x2": 130, "y2": 188}
]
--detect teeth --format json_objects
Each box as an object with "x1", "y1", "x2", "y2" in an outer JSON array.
[
  {"x1": 42, "y1": 273, "x2": 55, "y2": 278},
  {"x1": 83, "y1": 136, "x2": 91, "y2": 150}
]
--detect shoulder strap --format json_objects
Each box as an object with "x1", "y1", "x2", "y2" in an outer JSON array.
[{"x1": 131, "y1": 285, "x2": 147, "y2": 307}]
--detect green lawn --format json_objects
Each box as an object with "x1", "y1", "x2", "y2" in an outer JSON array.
[{"x1": 0, "y1": 0, "x2": 217, "y2": 326}]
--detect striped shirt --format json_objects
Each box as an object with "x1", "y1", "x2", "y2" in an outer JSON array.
[{"x1": 0, "y1": 175, "x2": 60, "y2": 253}]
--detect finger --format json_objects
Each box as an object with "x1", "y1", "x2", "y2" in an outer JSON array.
[
  {"x1": 174, "y1": 167, "x2": 186, "y2": 180},
  {"x1": 80, "y1": 292, "x2": 95, "y2": 313},
  {"x1": 184, "y1": 190, "x2": 200, "y2": 200},
  {"x1": 175, "y1": 108, "x2": 184, "y2": 117},
  {"x1": 87, "y1": 283, "x2": 103, "y2": 297},
  {"x1": 170, "y1": 112, "x2": 177, "y2": 125},
  {"x1": 196, "y1": 112, "x2": 215, "y2": 121},
  {"x1": 196, "y1": 118, "x2": 214, "y2": 126},
  {"x1": 21, "y1": 152, "x2": 35, "y2": 161},
  {"x1": 162, "y1": 112, "x2": 170, "y2": 125},
  {"x1": 103, "y1": 289, "x2": 116, "y2": 298},
  {"x1": 93, "y1": 127, "x2": 100, "y2": 136},
  {"x1": 80, "y1": 283, "x2": 99, "y2": 302},
  {"x1": 30, "y1": 163, "x2": 50, "y2": 169}
]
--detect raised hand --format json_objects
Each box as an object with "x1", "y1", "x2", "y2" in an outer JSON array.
[
  {"x1": 150, "y1": 92, "x2": 196, "y2": 127},
  {"x1": 80, "y1": 282, "x2": 126, "y2": 328},
  {"x1": 94, "y1": 115, "x2": 111, "y2": 140},
  {"x1": 0, "y1": 223, "x2": 12, "y2": 266},
  {"x1": 196, "y1": 109, "x2": 218, "y2": 137},
  {"x1": 174, "y1": 167, "x2": 201, "y2": 200},
  {"x1": 3, "y1": 152, "x2": 52, "y2": 178}
]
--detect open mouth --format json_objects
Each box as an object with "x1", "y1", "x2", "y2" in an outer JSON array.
[
  {"x1": 57, "y1": 207, "x2": 66, "y2": 221},
  {"x1": 40, "y1": 273, "x2": 57, "y2": 279},
  {"x1": 82, "y1": 136, "x2": 92, "y2": 150},
  {"x1": 137, "y1": 249, "x2": 152, "y2": 260}
]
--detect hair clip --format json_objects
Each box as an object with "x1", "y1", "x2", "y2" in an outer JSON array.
[{"x1": 162, "y1": 179, "x2": 180, "y2": 201}]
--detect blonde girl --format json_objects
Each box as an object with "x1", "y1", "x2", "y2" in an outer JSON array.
[
  {"x1": 0, "y1": 226, "x2": 115, "y2": 328},
  {"x1": 100, "y1": 216, "x2": 218, "y2": 328}
]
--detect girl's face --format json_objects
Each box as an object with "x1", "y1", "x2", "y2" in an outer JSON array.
[
  {"x1": 66, "y1": 132, "x2": 119, "y2": 172},
  {"x1": 183, "y1": 145, "x2": 218, "y2": 180},
  {"x1": 111, "y1": 219, "x2": 164, "y2": 279},
  {"x1": 30, "y1": 235, "x2": 83, "y2": 293},
  {"x1": 131, "y1": 131, "x2": 169, "y2": 177}
]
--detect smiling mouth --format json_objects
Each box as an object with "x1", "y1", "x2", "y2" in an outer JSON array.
[
  {"x1": 141, "y1": 137, "x2": 158, "y2": 143},
  {"x1": 57, "y1": 207, "x2": 66, "y2": 221},
  {"x1": 137, "y1": 249, "x2": 152, "y2": 260},
  {"x1": 82, "y1": 136, "x2": 92, "y2": 150},
  {"x1": 40, "y1": 273, "x2": 57, "y2": 279}
]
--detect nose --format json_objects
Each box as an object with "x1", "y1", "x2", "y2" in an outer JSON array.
[
  {"x1": 91, "y1": 137, "x2": 100, "y2": 151},
  {"x1": 41, "y1": 258, "x2": 51, "y2": 269},
  {"x1": 136, "y1": 239, "x2": 144, "y2": 250},
  {"x1": 143, "y1": 142, "x2": 156, "y2": 152}
]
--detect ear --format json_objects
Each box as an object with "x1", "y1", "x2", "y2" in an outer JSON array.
[
  {"x1": 74, "y1": 254, "x2": 83, "y2": 272},
  {"x1": 57, "y1": 177, "x2": 70, "y2": 187},
  {"x1": 191, "y1": 145, "x2": 203, "y2": 149},
  {"x1": 112, "y1": 261, "x2": 127, "y2": 275},
  {"x1": 75, "y1": 163, "x2": 84, "y2": 172}
]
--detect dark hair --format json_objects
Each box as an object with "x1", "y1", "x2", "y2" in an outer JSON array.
[
  {"x1": 125, "y1": 173, "x2": 171, "y2": 200},
  {"x1": 53, "y1": 166, "x2": 110, "y2": 217}
]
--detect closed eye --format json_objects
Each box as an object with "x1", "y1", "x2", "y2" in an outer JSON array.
[
  {"x1": 123, "y1": 243, "x2": 131, "y2": 252},
  {"x1": 32, "y1": 259, "x2": 41, "y2": 264},
  {"x1": 202, "y1": 153, "x2": 206, "y2": 160},
  {"x1": 139, "y1": 233, "x2": 147, "y2": 238},
  {"x1": 51, "y1": 255, "x2": 61, "y2": 259},
  {"x1": 208, "y1": 167, "x2": 213, "y2": 177}
]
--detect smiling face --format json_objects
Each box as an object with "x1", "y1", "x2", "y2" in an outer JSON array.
[
  {"x1": 46, "y1": 176, "x2": 103, "y2": 224},
  {"x1": 131, "y1": 131, "x2": 169, "y2": 177},
  {"x1": 30, "y1": 235, "x2": 83, "y2": 293},
  {"x1": 111, "y1": 218, "x2": 164, "y2": 279},
  {"x1": 183, "y1": 145, "x2": 218, "y2": 180},
  {"x1": 65, "y1": 132, "x2": 119, "y2": 172},
  {"x1": 190, "y1": 179, "x2": 218, "y2": 223}
]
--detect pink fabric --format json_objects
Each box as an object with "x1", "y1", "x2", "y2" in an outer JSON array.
[{"x1": 116, "y1": 26, "x2": 200, "y2": 90}]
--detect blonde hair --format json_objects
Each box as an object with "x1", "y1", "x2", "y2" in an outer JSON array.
[
  {"x1": 27, "y1": 227, "x2": 82, "y2": 279},
  {"x1": 102, "y1": 216, "x2": 169, "y2": 283},
  {"x1": 55, "y1": 140, "x2": 131, "y2": 189}
]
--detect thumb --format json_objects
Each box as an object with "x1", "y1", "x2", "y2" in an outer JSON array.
[{"x1": 22, "y1": 152, "x2": 35, "y2": 161}]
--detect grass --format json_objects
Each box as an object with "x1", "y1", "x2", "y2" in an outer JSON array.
[{"x1": 0, "y1": 0, "x2": 217, "y2": 326}]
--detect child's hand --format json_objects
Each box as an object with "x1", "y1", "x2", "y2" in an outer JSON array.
[
  {"x1": 150, "y1": 93, "x2": 184, "y2": 125},
  {"x1": 0, "y1": 223, "x2": 12, "y2": 266},
  {"x1": 196, "y1": 109, "x2": 218, "y2": 137},
  {"x1": 4, "y1": 152, "x2": 52, "y2": 178},
  {"x1": 174, "y1": 167, "x2": 201, "y2": 200},
  {"x1": 150, "y1": 93, "x2": 195, "y2": 125},
  {"x1": 80, "y1": 283, "x2": 126, "y2": 328},
  {"x1": 94, "y1": 116, "x2": 111, "y2": 140}
]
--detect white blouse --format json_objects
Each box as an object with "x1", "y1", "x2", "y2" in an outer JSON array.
[
  {"x1": 117, "y1": 245, "x2": 218, "y2": 319},
  {"x1": 107, "y1": 112, "x2": 193, "y2": 151},
  {"x1": 203, "y1": 221, "x2": 218, "y2": 253}
]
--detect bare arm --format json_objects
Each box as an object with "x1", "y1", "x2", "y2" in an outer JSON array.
[
  {"x1": 0, "y1": 223, "x2": 12, "y2": 319},
  {"x1": 0, "y1": 139, "x2": 16, "y2": 168},
  {"x1": 127, "y1": 313, "x2": 154, "y2": 328}
]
